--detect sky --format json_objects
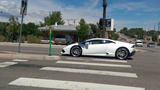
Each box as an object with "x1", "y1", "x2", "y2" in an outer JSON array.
[{"x1": 0, "y1": 0, "x2": 160, "y2": 30}]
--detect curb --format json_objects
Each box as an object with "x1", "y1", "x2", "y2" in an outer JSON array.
[{"x1": 0, "y1": 53, "x2": 61, "y2": 61}]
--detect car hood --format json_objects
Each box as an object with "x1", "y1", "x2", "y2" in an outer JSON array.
[{"x1": 64, "y1": 42, "x2": 79, "y2": 49}]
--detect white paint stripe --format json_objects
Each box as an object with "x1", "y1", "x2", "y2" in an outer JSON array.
[
  {"x1": 0, "y1": 62, "x2": 18, "y2": 68},
  {"x1": 66, "y1": 57, "x2": 128, "y2": 63},
  {"x1": 13, "y1": 59, "x2": 28, "y2": 62},
  {"x1": 92, "y1": 59, "x2": 128, "y2": 63},
  {"x1": 66, "y1": 57, "x2": 85, "y2": 60},
  {"x1": 57, "y1": 61, "x2": 131, "y2": 68},
  {"x1": 9, "y1": 77, "x2": 145, "y2": 90},
  {"x1": 40, "y1": 67, "x2": 137, "y2": 78}
]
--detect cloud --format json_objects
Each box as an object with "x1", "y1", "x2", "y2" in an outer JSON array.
[
  {"x1": 24, "y1": 0, "x2": 102, "y2": 24},
  {"x1": 0, "y1": 0, "x2": 102, "y2": 24},
  {"x1": 0, "y1": 0, "x2": 19, "y2": 16},
  {"x1": 0, "y1": 0, "x2": 159, "y2": 31},
  {"x1": 110, "y1": 2, "x2": 147, "y2": 11}
]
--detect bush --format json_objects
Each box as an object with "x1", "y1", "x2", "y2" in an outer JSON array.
[
  {"x1": 26, "y1": 35, "x2": 42, "y2": 43},
  {"x1": 0, "y1": 35, "x2": 6, "y2": 42}
]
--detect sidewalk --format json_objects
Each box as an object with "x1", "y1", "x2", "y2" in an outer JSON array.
[
  {"x1": 0, "y1": 51, "x2": 61, "y2": 61},
  {"x1": 0, "y1": 42, "x2": 66, "y2": 48}
]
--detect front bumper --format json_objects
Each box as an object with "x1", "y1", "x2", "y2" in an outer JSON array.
[
  {"x1": 61, "y1": 48, "x2": 70, "y2": 55},
  {"x1": 61, "y1": 49, "x2": 66, "y2": 54},
  {"x1": 129, "y1": 50, "x2": 136, "y2": 56}
]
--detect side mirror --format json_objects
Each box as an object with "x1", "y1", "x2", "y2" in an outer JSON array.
[
  {"x1": 112, "y1": 42, "x2": 116, "y2": 44},
  {"x1": 85, "y1": 42, "x2": 89, "y2": 47}
]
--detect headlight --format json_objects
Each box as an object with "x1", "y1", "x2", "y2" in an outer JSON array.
[{"x1": 131, "y1": 45, "x2": 135, "y2": 48}]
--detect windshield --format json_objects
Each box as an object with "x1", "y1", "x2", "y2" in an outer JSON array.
[{"x1": 55, "y1": 35, "x2": 65, "y2": 38}]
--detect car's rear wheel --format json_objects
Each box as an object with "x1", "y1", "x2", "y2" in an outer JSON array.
[
  {"x1": 70, "y1": 46, "x2": 82, "y2": 57},
  {"x1": 116, "y1": 48, "x2": 129, "y2": 60}
]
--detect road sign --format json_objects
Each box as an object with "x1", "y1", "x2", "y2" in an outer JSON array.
[
  {"x1": 106, "y1": 19, "x2": 114, "y2": 31},
  {"x1": 99, "y1": 18, "x2": 114, "y2": 31},
  {"x1": 20, "y1": 0, "x2": 28, "y2": 15}
]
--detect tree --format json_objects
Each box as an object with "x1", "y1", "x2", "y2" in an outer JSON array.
[
  {"x1": 0, "y1": 22, "x2": 8, "y2": 37},
  {"x1": 6, "y1": 16, "x2": 20, "y2": 41},
  {"x1": 120, "y1": 27, "x2": 145, "y2": 39},
  {"x1": 120, "y1": 27, "x2": 128, "y2": 34},
  {"x1": 89, "y1": 24, "x2": 101, "y2": 38},
  {"x1": 147, "y1": 30, "x2": 158, "y2": 41},
  {"x1": 44, "y1": 11, "x2": 64, "y2": 26},
  {"x1": 109, "y1": 30, "x2": 119, "y2": 40},
  {"x1": 76, "y1": 19, "x2": 89, "y2": 41},
  {"x1": 23, "y1": 22, "x2": 42, "y2": 36}
]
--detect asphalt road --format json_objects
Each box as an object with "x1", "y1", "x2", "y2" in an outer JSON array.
[{"x1": 0, "y1": 47, "x2": 160, "y2": 90}]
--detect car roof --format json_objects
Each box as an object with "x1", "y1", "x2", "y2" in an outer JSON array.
[
  {"x1": 148, "y1": 42, "x2": 155, "y2": 44},
  {"x1": 86, "y1": 38, "x2": 112, "y2": 41}
]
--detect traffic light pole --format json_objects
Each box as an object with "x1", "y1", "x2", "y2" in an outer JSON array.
[
  {"x1": 49, "y1": 29, "x2": 52, "y2": 56},
  {"x1": 18, "y1": 13, "x2": 24, "y2": 53}
]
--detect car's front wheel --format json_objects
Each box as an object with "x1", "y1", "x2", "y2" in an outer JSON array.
[
  {"x1": 70, "y1": 46, "x2": 82, "y2": 57},
  {"x1": 116, "y1": 48, "x2": 129, "y2": 60}
]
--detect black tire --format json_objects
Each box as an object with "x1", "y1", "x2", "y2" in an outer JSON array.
[
  {"x1": 70, "y1": 46, "x2": 82, "y2": 57},
  {"x1": 116, "y1": 48, "x2": 129, "y2": 60}
]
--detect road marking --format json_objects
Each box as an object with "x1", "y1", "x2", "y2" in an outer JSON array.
[
  {"x1": 56, "y1": 61, "x2": 131, "y2": 68},
  {"x1": 66, "y1": 57, "x2": 86, "y2": 60},
  {"x1": 66, "y1": 57, "x2": 128, "y2": 63},
  {"x1": 0, "y1": 62, "x2": 18, "y2": 68},
  {"x1": 13, "y1": 59, "x2": 28, "y2": 62},
  {"x1": 92, "y1": 59, "x2": 128, "y2": 63},
  {"x1": 40, "y1": 67, "x2": 137, "y2": 78},
  {"x1": 9, "y1": 77, "x2": 145, "y2": 90}
]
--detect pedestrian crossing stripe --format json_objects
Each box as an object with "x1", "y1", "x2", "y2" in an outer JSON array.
[
  {"x1": 9, "y1": 77, "x2": 145, "y2": 90},
  {"x1": 13, "y1": 59, "x2": 28, "y2": 62},
  {"x1": 0, "y1": 62, "x2": 18, "y2": 68},
  {"x1": 40, "y1": 67, "x2": 137, "y2": 78},
  {"x1": 56, "y1": 61, "x2": 131, "y2": 68},
  {"x1": 66, "y1": 57, "x2": 128, "y2": 63},
  {"x1": 91, "y1": 58, "x2": 128, "y2": 63}
]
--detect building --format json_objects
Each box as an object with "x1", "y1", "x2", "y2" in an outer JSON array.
[
  {"x1": 144, "y1": 35, "x2": 152, "y2": 42},
  {"x1": 38, "y1": 25, "x2": 78, "y2": 42}
]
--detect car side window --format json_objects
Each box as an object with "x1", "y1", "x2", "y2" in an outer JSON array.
[
  {"x1": 89, "y1": 40, "x2": 104, "y2": 45},
  {"x1": 104, "y1": 40, "x2": 114, "y2": 44}
]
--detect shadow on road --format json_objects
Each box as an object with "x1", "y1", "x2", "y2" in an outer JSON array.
[{"x1": 62, "y1": 55, "x2": 133, "y2": 61}]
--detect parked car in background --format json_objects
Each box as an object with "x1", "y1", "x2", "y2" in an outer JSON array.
[
  {"x1": 135, "y1": 40, "x2": 143, "y2": 47},
  {"x1": 41, "y1": 40, "x2": 55, "y2": 44},
  {"x1": 55, "y1": 34, "x2": 73, "y2": 45},
  {"x1": 147, "y1": 42, "x2": 155, "y2": 47},
  {"x1": 157, "y1": 43, "x2": 160, "y2": 46},
  {"x1": 61, "y1": 38, "x2": 136, "y2": 60}
]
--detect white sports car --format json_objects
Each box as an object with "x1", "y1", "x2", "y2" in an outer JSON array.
[{"x1": 61, "y1": 38, "x2": 136, "y2": 60}]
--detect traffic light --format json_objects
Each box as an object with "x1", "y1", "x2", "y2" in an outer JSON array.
[
  {"x1": 99, "y1": 18, "x2": 107, "y2": 30},
  {"x1": 99, "y1": 18, "x2": 103, "y2": 30},
  {"x1": 99, "y1": 18, "x2": 114, "y2": 31},
  {"x1": 20, "y1": 0, "x2": 28, "y2": 15}
]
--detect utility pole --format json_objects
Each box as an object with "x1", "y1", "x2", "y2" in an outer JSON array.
[
  {"x1": 102, "y1": 0, "x2": 108, "y2": 38},
  {"x1": 154, "y1": 25, "x2": 156, "y2": 30},
  {"x1": 19, "y1": 0, "x2": 28, "y2": 53}
]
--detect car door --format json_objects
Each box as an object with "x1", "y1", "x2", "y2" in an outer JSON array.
[
  {"x1": 103, "y1": 40, "x2": 117, "y2": 56},
  {"x1": 82, "y1": 40, "x2": 107, "y2": 56}
]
